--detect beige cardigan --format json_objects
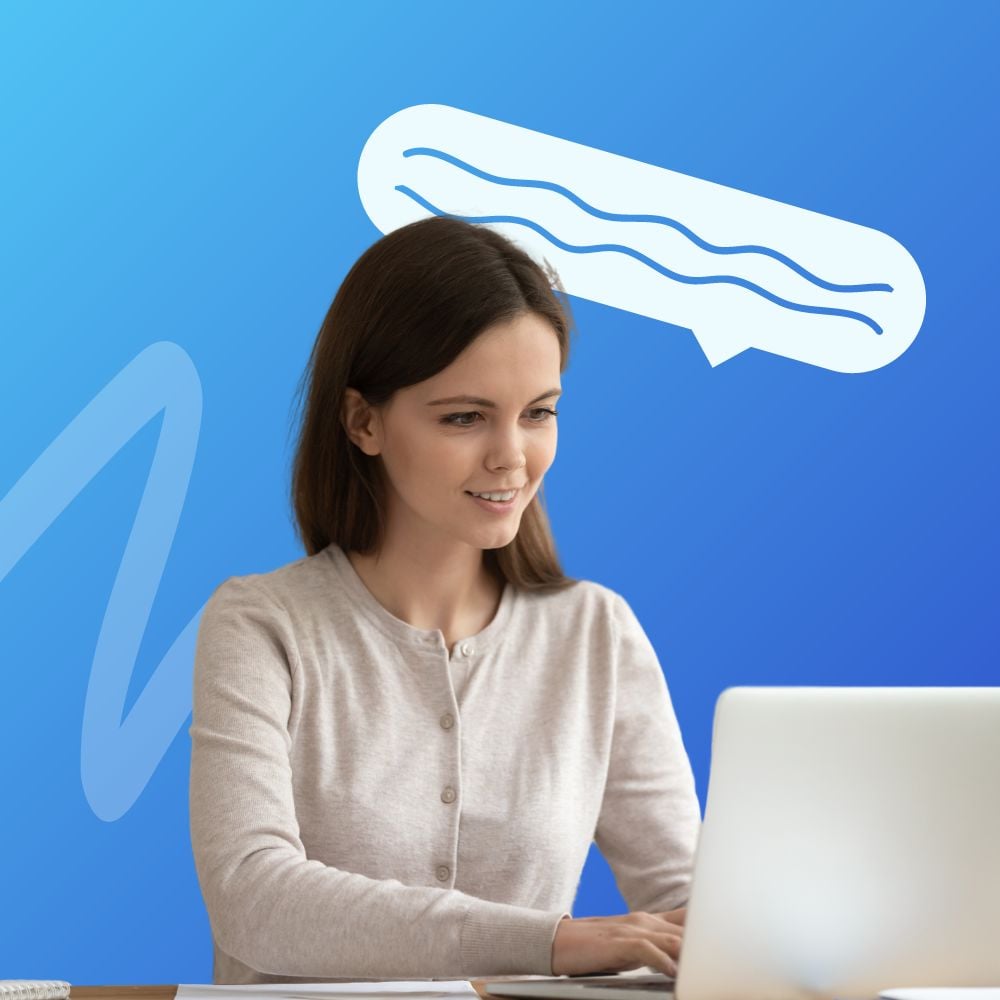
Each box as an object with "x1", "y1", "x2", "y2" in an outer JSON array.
[{"x1": 188, "y1": 543, "x2": 700, "y2": 983}]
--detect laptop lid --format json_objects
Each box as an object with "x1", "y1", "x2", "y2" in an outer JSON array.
[{"x1": 675, "y1": 686, "x2": 1000, "y2": 1000}]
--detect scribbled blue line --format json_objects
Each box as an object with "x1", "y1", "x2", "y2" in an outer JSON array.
[
  {"x1": 396, "y1": 185, "x2": 885, "y2": 335},
  {"x1": 403, "y1": 147, "x2": 893, "y2": 297},
  {"x1": 0, "y1": 341, "x2": 204, "y2": 822}
]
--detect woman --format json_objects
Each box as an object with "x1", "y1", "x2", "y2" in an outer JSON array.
[{"x1": 189, "y1": 215, "x2": 701, "y2": 984}]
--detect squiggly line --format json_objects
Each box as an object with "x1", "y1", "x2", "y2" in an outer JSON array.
[
  {"x1": 395, "y1": 185, "x2": 885, "y2": 335},
  {"x1": 0, "y1": 341, "x2": 203, "y2": 822},
  {"x1": 402, "y1": 146, "x2": 893, "y2": 296}
]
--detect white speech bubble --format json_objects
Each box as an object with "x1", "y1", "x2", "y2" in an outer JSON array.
[{"x1": 357, "y1": 103, "x2": 926, "y2": 373}]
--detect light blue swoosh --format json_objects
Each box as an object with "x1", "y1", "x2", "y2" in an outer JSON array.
[
  {"x1": 395, "y1": 185, "x2": 885, "y2": 335},
  {"x1": 0, "y1": 341, "x2": 203, "y2": 822},
  {"x1": 402, "y1": 146, "x2": 893, "y2": 296}
]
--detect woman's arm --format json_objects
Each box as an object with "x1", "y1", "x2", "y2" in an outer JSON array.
[
  {"x1": 188, "y1": 576, "x2": 567, "y2": 980},
  {"x1": 591, "y1": 592, "x2": 702, "y2": 912}
]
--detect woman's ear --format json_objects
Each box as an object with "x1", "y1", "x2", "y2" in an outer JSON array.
[{"x1": 341, "y1": 387, "x2": 382, "y2": 457}]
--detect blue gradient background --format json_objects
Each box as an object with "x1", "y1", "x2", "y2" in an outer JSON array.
[{"x1": 1, "y1": 0, "x2": 997, "y2": 985}]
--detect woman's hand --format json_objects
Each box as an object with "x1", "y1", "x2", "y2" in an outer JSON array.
[{"x1": 551, "y1": 908, "x2": 686, "y2": 978}]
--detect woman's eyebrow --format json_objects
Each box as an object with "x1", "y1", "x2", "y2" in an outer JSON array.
[{"x1": 426, "y1": 388, "x2": 562, "y2": 407}]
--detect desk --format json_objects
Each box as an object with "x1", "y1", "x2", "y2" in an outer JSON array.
[{"x1": 71, "y1": 983, "x2": 501, "y2": 1000}]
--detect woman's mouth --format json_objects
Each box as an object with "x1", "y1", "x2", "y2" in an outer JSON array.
[{"x1": 465, "y1": 489, "x2": 518, "y2": 513}]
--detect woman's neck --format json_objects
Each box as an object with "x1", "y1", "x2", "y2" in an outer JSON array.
[{"x1": 346, "y1": 545, "x2": 503, "y2": 645}]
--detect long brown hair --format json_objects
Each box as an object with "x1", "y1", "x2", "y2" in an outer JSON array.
[{"x1": 289, "y1": 215, "x2": 579, "y2": 591}]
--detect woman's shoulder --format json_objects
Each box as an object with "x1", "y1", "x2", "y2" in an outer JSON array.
[
  {"x1": 204, "y1": 545, "x2": 337, "y2": 617},
  {"x1": 516, "y1": 573, "x2": 630, "y2": 630},
  {"x1": 522, "y1": 568, "x2": 628, "y2": 603}
]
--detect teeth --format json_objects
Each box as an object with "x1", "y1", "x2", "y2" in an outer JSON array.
[{"x1": 471, "y1": 490, "x2": 515, "y2": 501}]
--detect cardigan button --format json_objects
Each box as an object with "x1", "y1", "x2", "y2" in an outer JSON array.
[
  {"x1": 441, "y1": 785, "x2": 456, "y2": 804},
  {"x1": 460, "y1": 642, "x2": 474, "y2": 657},
  {"x1": 440, "y1": 713, "x2": 455, "y2": 730},
  {"x1": 436, "y1": 865, "x2": 451, "y2": 882}
]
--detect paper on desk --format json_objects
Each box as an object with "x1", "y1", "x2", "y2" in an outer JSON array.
[{"x1": 177, "y1": 981, "x2": 479, "y2": 1000}]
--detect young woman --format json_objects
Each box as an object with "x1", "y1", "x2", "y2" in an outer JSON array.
[{"x1": 189, "y1": 215, "x2": 701, "y2": 985}]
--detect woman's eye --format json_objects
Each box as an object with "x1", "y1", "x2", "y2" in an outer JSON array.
[
  {"x1": 442, "y1": 412, "x2": 481, "y2": 427},
  {"x1": 440, "y1": 408, "x2": 558, "y2": 427},
  {"x1": 529, "y1": 407, "x2": 559, "y2": 421}
]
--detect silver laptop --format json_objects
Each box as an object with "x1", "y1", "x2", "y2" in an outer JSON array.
[{"x1": 483, "y1": 687, "x2": 1000, "y2": 1000}]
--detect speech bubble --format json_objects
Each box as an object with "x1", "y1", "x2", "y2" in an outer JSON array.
[{"x1": 357, "y1": 103, "x2": 925, "y2": 373}]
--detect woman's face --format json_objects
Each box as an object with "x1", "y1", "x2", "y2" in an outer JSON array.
[{"x1": 345, "y1": 311, "x2": 562, "y2": 556}]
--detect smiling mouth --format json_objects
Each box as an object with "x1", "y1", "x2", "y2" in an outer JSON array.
[{"x1": 465, "y1": 490, "x2": 518, "y2": 508}]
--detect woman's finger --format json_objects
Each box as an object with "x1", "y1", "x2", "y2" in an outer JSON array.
[
  {"x1": 634, "y1": 937, "x2": 678, "y2": 978},
  {"x1": 648, "y1": 929, "x2": 683, "y2": 961}
]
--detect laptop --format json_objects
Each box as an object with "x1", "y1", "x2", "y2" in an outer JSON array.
[{"x1": 482, "y1": 687, "x2": 1000, "y2": 1000}]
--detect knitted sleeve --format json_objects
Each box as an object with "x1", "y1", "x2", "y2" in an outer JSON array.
[{"x1": 593, "y1": 591, "x2": 702, "y2": 913}]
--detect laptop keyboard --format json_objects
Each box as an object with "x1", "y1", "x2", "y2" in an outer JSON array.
[{"x1": 564, "y1": 975, "x2": 674, "y2": 990}]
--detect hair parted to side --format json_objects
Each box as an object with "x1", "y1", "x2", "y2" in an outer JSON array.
[{"x1": 289, "y1": 214, "x2": 580, "y2": 591}]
